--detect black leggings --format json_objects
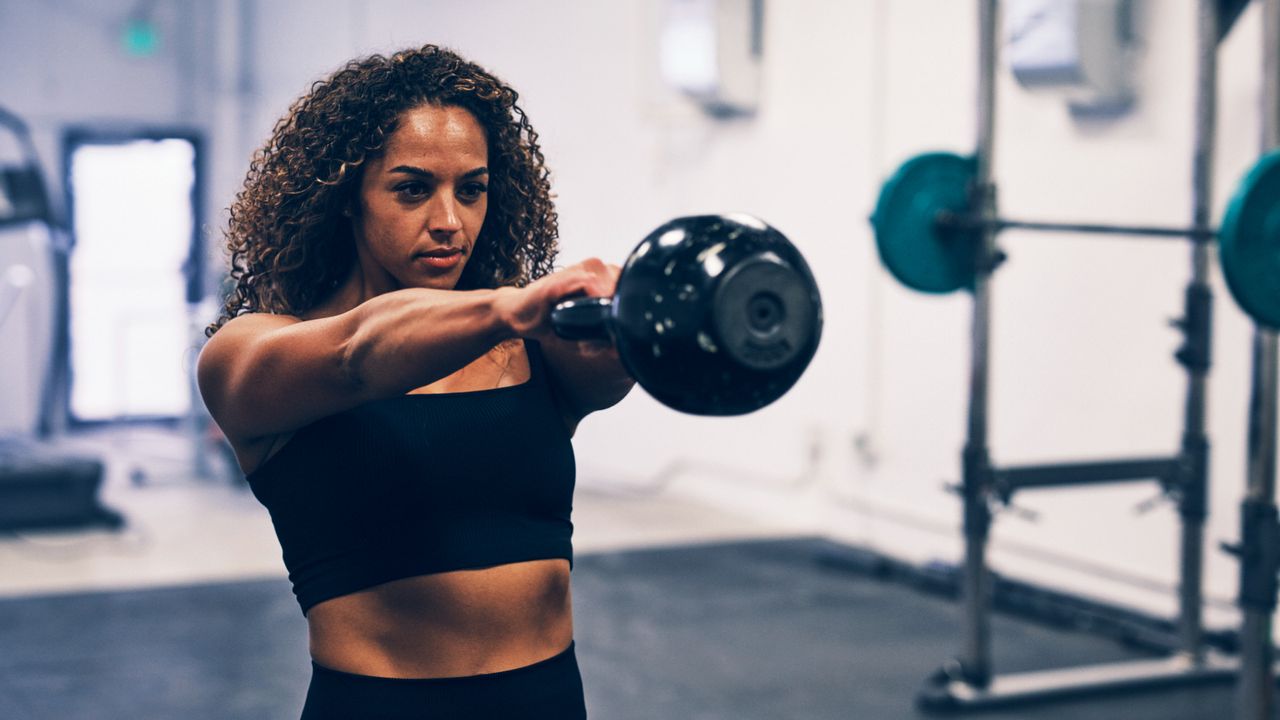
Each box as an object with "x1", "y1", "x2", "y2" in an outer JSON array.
[{"x1": 299, "y1": 642, "x2": 586, "y2": 719}]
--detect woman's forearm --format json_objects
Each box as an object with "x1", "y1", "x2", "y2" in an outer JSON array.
[{"x1": 344, "y1": 287, "x2": 517, "y2": 397}]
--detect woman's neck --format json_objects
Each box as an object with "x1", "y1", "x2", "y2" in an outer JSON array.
[{"x1": 304, "y1": 261, "x2": 398, "y2": 319}]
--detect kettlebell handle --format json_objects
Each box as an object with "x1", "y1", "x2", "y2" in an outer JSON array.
[{"x1": 549, "y1": 296, "x2": 613, "y2": 341}]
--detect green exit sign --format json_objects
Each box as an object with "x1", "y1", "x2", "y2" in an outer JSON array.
[{"x1": 122, "y1": 19, "x2": 158, "y2": 58}]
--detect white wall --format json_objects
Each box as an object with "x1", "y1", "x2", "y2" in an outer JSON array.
[{"x1": 2, "y1": 0, "x2": 1276, "y2": 635}]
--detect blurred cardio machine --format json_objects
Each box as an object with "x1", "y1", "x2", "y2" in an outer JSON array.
[{"x1": 0, "y1": 105, "x2": 119, "y2": 532}]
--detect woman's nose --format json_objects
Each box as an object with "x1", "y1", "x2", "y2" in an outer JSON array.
[{"x1": 427, "y1": 195, "x2": 462, "y2": 234}]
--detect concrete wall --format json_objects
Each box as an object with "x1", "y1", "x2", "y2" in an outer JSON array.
[{"x1": 2, "y1": 0, "x2": 1276, "y2": 634}]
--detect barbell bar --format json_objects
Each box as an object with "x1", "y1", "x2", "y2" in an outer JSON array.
[
  {"x1": 935, "y1": 211, "x2": 1218, "y2": 241},
  {"x1": 870, "y1": 149, "x2": 1280, "y2": 328}
]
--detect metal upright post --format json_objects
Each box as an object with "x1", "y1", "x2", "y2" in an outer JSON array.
[
  {"x1": 959, "y1": 0, "x2": 1000, "y2": 689},
  {"x1": 1236, "y1": 2, "x2": 1280, "y2": 717},
  {"x1": 1237, "y1": 338, "x2": 1279, "y2": 719},
  {"x1": 1176, "y1": 0, "x2": 1220, "y2": 664}
]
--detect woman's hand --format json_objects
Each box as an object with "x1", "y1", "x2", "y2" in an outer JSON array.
[
  {"x1": 495, "y1": 259, "x2": 632, "y2": 431},
  {"x1": 497, "y1": 258, "x2": 620, "y2": 344},
  {"x1": 496, "y1": 259, "x2": 631, "y2": 431}
]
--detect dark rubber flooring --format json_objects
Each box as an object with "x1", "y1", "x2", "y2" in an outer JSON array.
[{"x1": 0, "y1": 538, "x2": 1240, "y2": 719}]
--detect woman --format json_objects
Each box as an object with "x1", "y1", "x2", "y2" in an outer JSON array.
[{"x1": 198, "y1": 45, "x2": 633, "y2": 718}]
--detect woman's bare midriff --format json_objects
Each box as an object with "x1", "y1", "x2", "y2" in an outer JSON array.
[{"x1": 306, "y1": 559, "x2": 573, "y2": 678}]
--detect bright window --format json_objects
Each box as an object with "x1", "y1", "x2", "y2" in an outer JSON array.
[{"x1": 67, "y1": 137, "x2": 197, "y2": 421}]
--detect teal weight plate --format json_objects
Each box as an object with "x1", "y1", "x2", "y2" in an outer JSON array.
[
  {"x1": 1220, "y1": 149, "x2": 1280, "y2": 328},
  {"x1": 871, "y1": 152, "x2": 979, "y2": 294}
]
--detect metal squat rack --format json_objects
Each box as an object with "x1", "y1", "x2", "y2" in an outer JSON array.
[
  {"x1": 920, "y1": 0, "x2": 1267, "y2": 711},
  {"x1": 1227, "y1": 0, "x2": 1280, "y2": 717}
]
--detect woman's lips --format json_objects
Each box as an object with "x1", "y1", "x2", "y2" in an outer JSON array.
[{"x1": 414, "y1": 249, "x2": 463, "y2": 270}]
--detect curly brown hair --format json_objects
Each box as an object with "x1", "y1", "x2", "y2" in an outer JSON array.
[{"x1": 207, "y1": 45, "x2": 558, "y2": 336}]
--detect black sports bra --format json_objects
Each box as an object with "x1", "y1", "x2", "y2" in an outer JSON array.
[{"x1": 245, "y1": 340, "x2": 575, "y2": 615}]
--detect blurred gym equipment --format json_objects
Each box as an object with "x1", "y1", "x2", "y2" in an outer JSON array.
[
  {"x1": 0, "y1": 106, "x2": 117, "y2": 532},
  {"x1": 867, "y1": 0, "x2": 1271, "y2": 711},
  {"x1": 871, "y1": 147, "x2": 1280, "y2": 324},
  {"x1": 1218, "y1": 1, "x2": 1280, "y2": 718}
]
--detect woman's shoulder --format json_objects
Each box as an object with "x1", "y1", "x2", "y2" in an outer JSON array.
[
  {"x1": 210, "y1": 312, "x2": 303, "y2": 345},
  {"x1": 200, "y1": 312, "x2": 304, "y2": 378},
  {"x1": 221, "y1": 311, "x2": 304, "y2": 331}
]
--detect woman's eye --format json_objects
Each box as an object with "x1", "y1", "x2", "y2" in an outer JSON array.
[
  {"x1": 395, "y1": 182, "x2": 429, "y2": 199},
  {"x1": 459, "y1": 182, "x2": 488, "y2": 200}
]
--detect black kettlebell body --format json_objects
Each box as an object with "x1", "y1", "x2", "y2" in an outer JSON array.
[{"x1": 607, "y1": 214, "x2": 823, "y2": 416}]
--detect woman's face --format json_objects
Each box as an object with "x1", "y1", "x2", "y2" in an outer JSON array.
[{"x1": 351, "y1": 104, "x2": 490, "y2": 292}]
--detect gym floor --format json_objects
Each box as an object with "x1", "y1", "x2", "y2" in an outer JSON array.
[{"x1": 0, "y1": 426, "x2": 1243, "y2": 719}]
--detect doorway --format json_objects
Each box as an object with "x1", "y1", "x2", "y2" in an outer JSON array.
[{"x1": 63, "y1": 131, "x2": 202, "y2": 423}]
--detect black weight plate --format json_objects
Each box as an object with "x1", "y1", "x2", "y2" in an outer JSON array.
[
  {"x1": 1221, "y1": 149, "x2": 1280, "y2": 328},
  {"x1": 871, "y1": 152, "x2": 979, "y2": 294},
  {"x1": 712, "y1": 256, "x2": 817, "y2": 372}
]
